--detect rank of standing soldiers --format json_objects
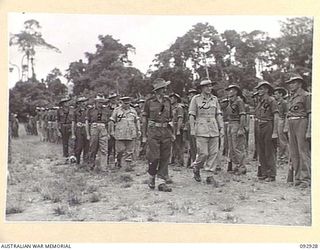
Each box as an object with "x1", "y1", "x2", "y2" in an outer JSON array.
[{"x1": 11, "y1": 73, "x2": 311, "y2": 192}]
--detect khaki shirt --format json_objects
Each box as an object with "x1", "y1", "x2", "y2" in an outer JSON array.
[
  {"x1": 87, "y1": 107, "x2": 109, "y2": 124},
  {"x1": 189, "y1": 93, "x2": 222, "y2": 137},
  {"x1": 57, "y1": 107, "x2": 73, "y2": 124},
  {"x1": 255, "y1": 95, "x2": 279, "y2": 121},
  {"x1": 111, "y1": 106, "x2": 138, "y2": 140},
  {"x1": 277, "y1": 99, "x2": 288, "y2": 119},
  {"x1": 71, "y1": 107, "x2": 88, "y2": 123},
  {"x1": 143, "y1": 95, "x2": 172, "y2": 123},
  {"x1": 225, "y1": 96, "x2": 246, "y2": 122},
  {"x1": 287, "y1": 88, "x2": 311, "y2": 118}
]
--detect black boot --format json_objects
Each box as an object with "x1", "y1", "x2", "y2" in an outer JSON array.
[
  {"x1": 148, "y1": 175, "x2": 155, "y2": 189},
  {"x1": 193, "y1": 168, "x2": 201, "y2": 182},
  {"x1": 227, "y1": 162, "x2": 233, "y2": 172}
]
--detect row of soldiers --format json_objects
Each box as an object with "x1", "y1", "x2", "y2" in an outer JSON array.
[
  {"x1": 33, "y1": 93, "x2": 145, "y2": 171},
  {"x1": 14, "y1": 73, "x2": 311, "y2": 192},
  {"x1": 142, "y1": 75, "x2": 311, "y2": 191}
]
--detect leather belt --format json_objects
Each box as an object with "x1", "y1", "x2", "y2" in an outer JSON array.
[
  {"x1": 91, "y1": 122, "x2": 105, "y2": 127},
  {"x1": 76, "y1": 122, "x2": 85, "y2": 127},
  {"x1": 256, "y1": 118, "x2": 272, "y2": 123},
  {"x1": 148, "y1": 121, "x2": 169, "y2": 128},
  {"x1": 288, "y1": 116, "x2": 307, "y2": 120}
]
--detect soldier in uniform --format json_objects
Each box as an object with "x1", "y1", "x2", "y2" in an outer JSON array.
[
  {"x1": 87, "y1": 94, "x2": 110, "y2": 171},
  {"x1": 12, "y1": 113, "x2": 19, "y2": 138},
  {"x1": 57, "y1": 97, "x2": 72, "y2": 162},
  {"x1": 169, "y1": 93, "x2": 184, "y2": 168},
  {"x1": 273, "y1": 87, "x2": 289, "y2": 164},
  {"x1": 186, "y1": 88, "x2": 198, "y2": 168},
  {"x1": 142, "y1": 78, "x2": 174, "y2": 191},
  {"x1": 284, "y1": 74, "x2": 311, "y2": 188},
  {"x1": 71, "y1": 96, "x2": 90, "y2": 166},
  {"x1": 107, "y1": 93, "x2": 119, "y2": 164},
  {"x1": 224, "y1": 85, "x2": 247, "y2": 174},
  {"x1": 220, "y1": 98, "x2": 229, "y2": 158},
  {"x1": 189, "y1": 79, "x2": 224, "y2": 182},
  {"x1": 43, "y1": 108, "x2": 49, "y2": 142},
  {"x1": 136, "y1": 98, "x2": 146, "y2": 159},
  {"x1": 110, "y1": 96, "x2": 141, "y2": 170},
  {"x1": 255, "y1": 81, "x2": 279, "y2": 182}
]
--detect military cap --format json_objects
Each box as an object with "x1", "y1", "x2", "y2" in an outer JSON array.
[
  {"x1": 256, "y1": 81, "x2": 274, "y2": 94},
  {"x1": 59, "y1": 96, "x2": 71, "y2": 105},
  {"x1": 285, "y1": 73, "x2": 308, "y2": 89},
  {"x1": 137, "y1": 98, "x2": 145, "y2": 103},
  {"x1": 285, "y1": 73, "x2": 305, "y2": 84},
  {"x1": 169, "y1": 92, "x2": 181, "y2": 101},
  {"x1": 252, "y1": 91, "x2": 259, "y2": 98},
  {"x1": 94, "y1": 94, "x2": 107, "y2": 102},
  {"x1": 220, "y1": 98, "x2": 229, "y2": 103},
  {"x1": 77, "y1": 96, "x2": 89, "y2": 103},
  {"x1": 152, "y1": 78, "x2": 170, "y2": 91},
  {"x1": 274, "y1": 87, "x2": 288, "y2": 97},
  {"x1": 199, "y1": 79, "x2": 212, "y2": 87},
  {"x1": 188, "y1": 88, "x2": 198, "y2": 94},
  {"x1": 120, "y1": 96, "x2": 132, "y2": 103},
  {"x1": 225, "y1": 84, "x2": 242, "y2": 96},
  {"x1": 108, "y1": 92, "x2": 118, "y2": 99}
]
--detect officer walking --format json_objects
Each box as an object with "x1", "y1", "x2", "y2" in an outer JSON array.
[
  {"x1": 284, "y1": 74, "x2": 311, "y2": 188},
  {"x1": 255, "y1": 81, "x2": 279, "y2": 182},
  {"x1": 110, "y1": 96, "x2": 141, "y2": 170},
  {"x1": 189, "y1": 79, "x2": 224, "y2": 182},
  {"x1": 142, "y1": 78, "x2": 174, "y2": 191},
  {"x1": 224, "y1": 84, "x2": 247, "y2": 174}
]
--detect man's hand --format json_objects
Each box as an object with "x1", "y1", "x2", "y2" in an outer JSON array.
[
  {"x1": 190, "y1": 129, "x2": 195, "y2": 136},
  {"x1": 272, "y1": 131, "x2": 278, "y2": 139},
  {"x1": 219, "y1": 128, "x2": 224, "y2": 137},
  {"x1": 71, "y1": 134, "x2": 76, "y2": 139},
  {"x1": 137, "y1": 131, "x2": 142, "y2": 138},
  {"x1": 142, "y1": 136, "x2": 147, "y2": 143},
  {"x1": 171, "y1": 134, "x2": 176, "y2": 142},
  {"x1": 86, "y1": 135, "x2": 91, "y2": 141},
  {"x1": 306, "y1": 130, "x2": 311, "y2": 139},
  {"x1": 237, "y1": 128, "x2": 244, "y2": 136}
]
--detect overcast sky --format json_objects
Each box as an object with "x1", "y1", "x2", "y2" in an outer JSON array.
[{"x1": 8, "y1": 13, "x2": 290, "y2": 88}]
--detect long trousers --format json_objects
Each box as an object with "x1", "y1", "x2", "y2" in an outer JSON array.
[
  {"x1": 146, "y1": 127, "x2": 172, "y2": 178},
  {"x1": 172, "y1": 130, "x2": 184, "y2": 166},
  {"x1": 75, "y1": 126, "x2": 89, "y2": 164},
  {"x1": 227, "y1": 122, "x2": 246, "y2": 166},
  {"x1": 277, "y1": 118, "x2": 288, "y2": 161},
  {"x1": 256, "y1": 121, "x2": 276, "y2": 178},
  {"x1": 193, "y1": 136, "x2": 219, "y2": 171},
  {"x1": 89, "y1": 124, "x2": 109, "y2": 169},
  {"x1": 288, "y1": 118, "x2": 311, "y2": 183},
  {"x1": 60, "y1": 124, "x2": 71, "y2": 158}
]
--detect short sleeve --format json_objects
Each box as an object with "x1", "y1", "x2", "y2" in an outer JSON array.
[
  {"x1": 305, "y1": 94, "x2": 311, "y2": 114},
  {"x1": 188, "y1": 96, "x2": 197, "y2": 116},
  {"x1": 177, "y1": 105, "x2": 184, "y2": 118},
  {"x1": 237, "y1": 99, "x2": 246, "y2": 115},
  {"x1": 110, "y1": 109, "x2": 117, "y2": 122},
  {"x1": 270, "y1": 98, "x2": 279, "y2": 114},
  {"x1": 142, "y1": 100, "x2": 149, "y2": 117}
]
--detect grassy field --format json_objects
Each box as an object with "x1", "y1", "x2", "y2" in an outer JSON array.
[{"x1": 6, "y1": 123, "x2": 311, "y2": 225}]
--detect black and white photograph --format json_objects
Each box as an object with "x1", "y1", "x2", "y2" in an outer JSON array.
[{"x1": 6, "y1": 13, "x2": 312, "y2": 225}]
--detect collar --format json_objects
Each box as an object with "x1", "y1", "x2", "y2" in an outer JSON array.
[{"x1": 200, "y1": 93, "x2": 214, "y2": 100}]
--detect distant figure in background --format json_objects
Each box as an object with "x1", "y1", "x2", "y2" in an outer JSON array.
[
  {"x1": 110, "y1": 96, "x2": 141, "y2": 170},
  {"x1": 107, "y1": 92, "x2": 119, "y2": 164},
  {"x1": 273, "y1": 87, "x2": 289, "y2": 165},
  {"x1": 186, "y1": 88, "x2": 198, "y2": 168},
  {"x1": 169, "y1": 92, "x2": 184, "y2": 168},
  {"x1": 11, "y1": 113, "x2": 19, "y2": 138}
]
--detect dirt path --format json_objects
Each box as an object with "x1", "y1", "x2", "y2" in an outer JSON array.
[{"x1": 6, "y1": 125, "x2": 311, "y2": 225}]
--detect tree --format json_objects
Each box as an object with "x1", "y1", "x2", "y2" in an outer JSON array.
[
  {"x1": 46, "y1": 68, "x2": 67, "y2": 97},
  {"x1": 66, "y1": 34, "x2": 148, "y2": 97},
  {"x1": 10, "y1": 19, "x2": 61, "y2": 81}
]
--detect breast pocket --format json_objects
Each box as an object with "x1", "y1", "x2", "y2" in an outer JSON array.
[{"x1": 195, "y1": 121, "x2": 209, "y2": 135}]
